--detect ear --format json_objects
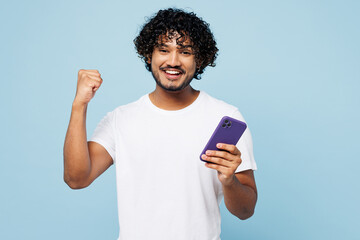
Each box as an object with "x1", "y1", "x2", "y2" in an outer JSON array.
[{"x1": 196, "y1": 59, "x2": 203, "y2": 69}]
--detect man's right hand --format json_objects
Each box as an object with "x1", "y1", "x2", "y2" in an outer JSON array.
[{"x1": 74, "y1": 69, "x2": 103, "y2": 105}]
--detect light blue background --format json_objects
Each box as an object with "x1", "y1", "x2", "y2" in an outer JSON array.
[{"x1": 1, "y1": 0, "x2": 359, "y2": 239}]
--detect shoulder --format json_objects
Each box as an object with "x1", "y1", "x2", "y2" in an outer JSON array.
[
  {"x1": 201, "y1": 91, "x2": 240, "y2": 116},
  {"x1": 111, "y1": 94, "x2": 148, "y2": 115},
  {"x1": 98, "y1": 94, "x2": 148, "y2": 124}
]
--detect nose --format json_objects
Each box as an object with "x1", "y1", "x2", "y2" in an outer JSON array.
[{"x1": 167, "y1": 51, "x2": 181, "y2": 67}]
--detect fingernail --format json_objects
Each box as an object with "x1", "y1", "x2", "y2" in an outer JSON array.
[{"x1": 217, "y1": 143, "x2": 222, "y2": 148}]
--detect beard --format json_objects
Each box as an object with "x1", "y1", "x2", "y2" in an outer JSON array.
[{"x1": 151, "y1": 67, "x2": 195, "y2": 92}]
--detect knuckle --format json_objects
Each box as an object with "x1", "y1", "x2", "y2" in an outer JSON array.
[
  {"x1": 219, "y1": 151, "x2": 226, "y2": 158},
  {"x1": 227, "y1": 151, "x2": 234, "y2": 158},
  {"x1": 221, "y1": 152, "x2": 229, "y2": 159},
  {"x1": 211, "y1": 157, "x2": 219, "y2": 164},
  {"x1": 215, "y1": 151, "x2": 222, "y2": 157}
]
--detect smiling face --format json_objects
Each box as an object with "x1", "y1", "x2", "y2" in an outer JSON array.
[{"x1": 149, "y1": 33, "x2": 197, "y2": 92}]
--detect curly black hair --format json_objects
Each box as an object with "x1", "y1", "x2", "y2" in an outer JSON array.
[{"x1": 134, "y1": 8, "x2": 218, "y2": 80}]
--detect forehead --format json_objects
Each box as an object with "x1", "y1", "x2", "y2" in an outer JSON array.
[{"x1": 157, "y1": 31, "x2": 193, "y2": 46}]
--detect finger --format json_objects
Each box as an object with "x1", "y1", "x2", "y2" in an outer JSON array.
[
  {"x1": 78, "y1": 70, "x2": 101, "y2": 78},
  {"x1": 205, "y1": 161, "x2": 239, "y2": 179},
  {"x1": 205, "y1": 150, "x2": 235, "y2": 162},
  {"x1": 80, "y1": 72, "x2": 102, "y2": 79},
  {"x1": 216, "y1": 143, "x2": 241, "y2": 155},
  {"x1": 86, "y1": 79, "x2": 102, "y2": 90},
  {"x1": 79, "y1": 69, "x2": 100, "y2": 73},
  {"x1": 79, "y1": 73, "x2": 102, "y2": 84},
  {"x1": 204, "y1": 162, "x2": 229, "y2": 173},
  {"x1": 201, "y1": 154, "x2": 232, "y2": 168},
  {"x1": 86, "y1": 74, "x2": 103, "y2": 82},
  {"x1": 86, "y1": 73, "x2": 101, "y2": 79}
]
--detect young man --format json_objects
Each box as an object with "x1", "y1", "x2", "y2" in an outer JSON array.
[{"x1": 64, "y1": 8, "x2": 257, "y2": 240}]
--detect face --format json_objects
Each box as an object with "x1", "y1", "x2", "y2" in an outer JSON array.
[{"x1": 149, "y1": 33, "x2": 197, "y2": 92}]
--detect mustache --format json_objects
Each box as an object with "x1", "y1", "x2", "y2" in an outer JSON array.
[{"x1": 159, "y1": 66, "x2": 185, "y2": 74}]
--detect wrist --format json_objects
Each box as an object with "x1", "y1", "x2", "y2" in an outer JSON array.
[
  {"x1": 222, "y1": 174, "x2": 237, "y2": 188},
  {"x1": 72, "y1": 99, "x2": 88, "y2": 111}
]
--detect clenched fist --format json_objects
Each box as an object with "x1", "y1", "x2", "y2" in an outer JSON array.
[{"x1": 74, "y1": 69, "x2": 103, "y2": 105}]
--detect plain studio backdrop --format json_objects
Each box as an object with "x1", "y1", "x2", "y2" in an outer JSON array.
[{"x1": 1, "y1": 0, "x2": 359, "y2": 239}]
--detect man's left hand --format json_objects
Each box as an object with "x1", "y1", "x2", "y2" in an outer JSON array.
[{"x1": 201, "y1": 143, "x2": 242, "y2": 187}]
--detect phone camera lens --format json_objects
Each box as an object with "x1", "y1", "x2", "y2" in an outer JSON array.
[
  {"x1": 222, "y1": 123, "x2": 226, "y2": 128},
  {"x1": 224, "y1": 120, "x2": 229, "y2": 124},
  {"x1": 227, "y1": 121, "x2": 232, "y2": 127}
]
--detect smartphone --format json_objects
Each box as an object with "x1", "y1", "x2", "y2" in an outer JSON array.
[{"x1": 200, "y1": 116, "x2": 247, "y2": 162}]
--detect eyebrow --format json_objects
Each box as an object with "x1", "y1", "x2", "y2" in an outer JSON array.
[
  {"x1": 156, "y1": 43, "x2": 194, "y2": 49},
  {"x1": 156, "y1": 43, "x2": 167, "y2": 48},
  {"x1": 178, "y1": 44, "x2": 194, "y2": 49}
]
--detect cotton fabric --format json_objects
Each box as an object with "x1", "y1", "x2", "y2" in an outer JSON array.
[{"x1": 90, "y1": 91, "x2": 257, "y2": 240}]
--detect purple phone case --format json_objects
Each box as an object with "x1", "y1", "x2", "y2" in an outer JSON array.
[{"x1": 200, "y1": 116, "x2": 247, "y2": 162}]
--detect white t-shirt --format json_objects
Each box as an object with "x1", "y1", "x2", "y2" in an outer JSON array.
[{"x1": 90, "y1": 91, "x2": 257, "y2": 240}]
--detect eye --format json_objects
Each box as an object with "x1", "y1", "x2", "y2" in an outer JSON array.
[{"x1": 182, "y1": 51, "x2": 191, "y2": 55}]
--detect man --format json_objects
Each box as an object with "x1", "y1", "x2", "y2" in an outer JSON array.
[{"x1": 64, "y1": 8, "x2": 257, "y2": 240}]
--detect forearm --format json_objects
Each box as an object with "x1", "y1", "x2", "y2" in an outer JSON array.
[
  {"x1": 222, "y1": 175, "x2": 257, "y2": 220},
  {"x1": 63, "y1": 102, "x2": 91, "y2": 188}
]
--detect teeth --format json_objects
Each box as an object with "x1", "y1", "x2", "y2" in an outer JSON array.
[{"x1": 165, "y1": 70, "x2": 181, "y2": 75}]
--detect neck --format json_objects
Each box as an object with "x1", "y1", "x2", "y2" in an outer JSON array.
[{"x1": 149, "y1": 85, "x2": 200, "y2": 110}]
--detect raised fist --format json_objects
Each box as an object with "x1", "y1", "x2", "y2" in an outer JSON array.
[{"x1": 74, "y1": 69, "x2": 103, "y2": 105}]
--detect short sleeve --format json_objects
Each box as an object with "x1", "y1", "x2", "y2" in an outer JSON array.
[
  {"x1": 231, "y1": 109, "x2": 257, "y2": 172},
  {"x1": 89, "y1": 111, "x2": 116, "y2": 163}
]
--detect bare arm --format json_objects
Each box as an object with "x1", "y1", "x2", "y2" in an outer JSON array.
[
  {"x1": 63, "y1": 69, "x2": 113, "y2": 189},
  {"x1": 222, "y1": 170, "x2": 257, "y2": 220}
]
